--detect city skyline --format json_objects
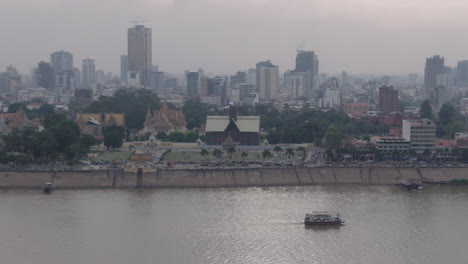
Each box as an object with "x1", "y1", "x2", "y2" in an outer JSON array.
[{"x1": 3, "y1": 0, "x2": 468, "y2": 75}]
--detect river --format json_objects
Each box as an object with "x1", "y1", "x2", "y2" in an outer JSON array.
[{"x1": 1, "y1": 185, "x2": 467, "y2": 264}]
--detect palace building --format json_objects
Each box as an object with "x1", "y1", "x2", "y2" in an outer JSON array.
[
  {"x1": 143, "y1": 100, "x2": 186, "y2": 134},
  {"x1": 205, "y1": 105, "x2": 260, "y2": 145}
]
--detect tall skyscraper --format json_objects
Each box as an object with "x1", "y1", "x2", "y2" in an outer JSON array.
[
  {"x1": 120, "y1": 55, "x2": 128, "y2": 84},
  {"x1": 457, "y1": 60, "x2": 468, "y2": 88},
  {"x1": 256, "y1": 60, "x2": 279, "y2": 100},
  {"x1": 50, "y1": 50, "x2": 73, "y2": 74},
  {"x1": 424, "y1": 55, "x2": 445, "y2": 99},
  {"x1": 379, "y1": 86, "x2": 399, "y2": 114},
  {"x1": 187, "y1": 72, "x2": 200, "y2": 96},
  {"x1": 294, "y1": 50, "x2": 319, "y2": 99},
  {"x1": 81, "y1": 58, "x2": 95, "y2": 90},
  {"x1": 128, "y1": 25, "x2": 152, "y2": 88},
  {"x1": 35, "y1": 61, "x2": 55, "y2": 90}
]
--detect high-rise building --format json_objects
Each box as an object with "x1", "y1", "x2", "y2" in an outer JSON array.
[
  {"x1": 424, "y1": 55, "x2": 445, "y2": 99},
  {"x1": 35, "y1": 61, "x2": 55, "y2": 90},
  {"x1": 341, "y1": 71, "x2": 349, "y2": 90},
  {"x1": 120, "y1": 55, "x2": 128, "y2": 83},
  {"x1": 230, "y1": 71, "x2": 247, "y2": 89},
  {"x1": 187, "y1": 72, "x2": 200, "y2": 97},
  {"x1": 208, "y1": 76, "x2": 227, "y2": 104},
  {"x1": 294, "y1": 50, "x2": 319, "y2": 99},
  {"x1": 256, "y1": 60, "x2": 279, "y2": 100},
  {"x1": 151, "y1": 71, "x2": 165, "y2": 92},
  {"x1": 379, "y1": 86, "x2": 399, "y2": 114},
  {"x1": 81, "y1": 58, "x2": 95, "y2": 90},
  {"x1": 50, "y1": 50, "x2": 73, "y2": 74},
  {"x1": 457, "y1": 60, "x2": 468, "y2": 88},
  {"x1": 290, "y1": 72, "x2": 306, "y2": 98},
  {"x1": 128, "y1": 25, "x2": 152, "y2": 88}
]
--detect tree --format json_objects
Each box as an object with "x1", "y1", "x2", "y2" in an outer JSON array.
[
  {"x1": 241, "y1": 152, "x2": 248, "y2": 159},
  {"x1": 438, "y1": 104, "x2": 456, "y2": 126},
  {"x1": 85, "y1": 89, "x2": 161, "y2": 129},
  {"x1": 167, "y1": 131, "x2": 185, "y2": 142},
  {"x1": 7, "y1": 102, "x2": 28, "y2": 113},
  {"x1": 103, "y1": 126, "x2": 124, "y2": 149},
  {"x1": 273, "y1": 146, "x2": 283, "y2": 156},
  {"x1": 213, "y1": 149, "x2": 223, "y2": 159},
  {"x1": 227, "y1": 147, "x2": 236, "y2": 156},
  {"x1": 200, "y1": 149, "x2": 209, "y2": 157},
  {"x1": 419, "y1": 100, "x2": 433, "y2": 120},
  {"x1": 262, "y1": 150, "x2": 272, "y2": 159},
  {"x1": 444, "y1": 121, "x2": 464, "y2": 139},
  {"x1": 184, "y1": 131, "x2": 199, "y2": 142},
  {"x1": 156, "y1": 131, "x2": 167, "y2": 141},
  {"x1": 325, "y1": 125, "x2": 343, "y2": 149},
  {"x1": 182, "y1": 99, "x2": 209, "y2": 129},
  {"x1": 285, "y1": 148, "x2": 295, "y2": 159}
]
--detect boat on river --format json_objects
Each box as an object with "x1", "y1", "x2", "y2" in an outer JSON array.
[
  {"x1": 304, "y1": 212, "x2": 344, "y2": 225},
  {"x1": 398, "y1": 179, "x2": 423, "y2": 190},
  {"x1": 43, "y1": 183, "x2": 53, "y2": 194}
]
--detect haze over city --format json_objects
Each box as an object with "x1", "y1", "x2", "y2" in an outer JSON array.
[{"x1": 2, "y1": 0, "x2": 468, "y2": 75}]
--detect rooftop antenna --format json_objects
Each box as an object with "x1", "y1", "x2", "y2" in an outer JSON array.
[{"x1": 130, "y1": 20, "x2": 147, "y2": 26}]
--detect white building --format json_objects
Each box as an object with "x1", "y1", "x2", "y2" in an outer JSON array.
[
  {"x1": 323, "y1": 88, "x2": 341, "y2": 108},
  {"x1": 257, "y1": 60, "x2": 279, "y2": 100},
  {"x1": 81, "y1": 58, "x2": 96, "y2": 90},
  {"x1": 402, "y1": 119, "x2": 436, "y2": 152}
]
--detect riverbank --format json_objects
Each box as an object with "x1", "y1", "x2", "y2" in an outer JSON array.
[{"x1": 1, "y1": 166, "x2": 468, "y2": 189}]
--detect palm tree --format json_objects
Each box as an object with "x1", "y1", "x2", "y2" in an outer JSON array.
[
  {"x1": 285, "y1": 148, "x2": 295, "y2": 159},
  {"x1": 227, "y1": 147, "x2": 236, "y2": 155},
  {"x1": 262, "y1": 150, "x2": 272, "y2": 159},
  {"x1": 241, "y1": 152, "x2": 248, "y2": 158},
  {"x1": 213, "y1": 149, "x2": 223, "y2": 159},
  {"x1": 200, "y1": 149, "x2": 209, "y2": 157},
  {"x1": 273, "y1": 146, "x2": 283, "y2": 156}
]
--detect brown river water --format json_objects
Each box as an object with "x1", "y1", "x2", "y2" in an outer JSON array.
[{"x1": 1, "y1": 185, "x2": 467, "y2": 264}]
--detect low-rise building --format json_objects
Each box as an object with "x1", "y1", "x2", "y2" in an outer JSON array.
[{"x1": 375, "y1": 137, "x2": 410, "y2": 153}]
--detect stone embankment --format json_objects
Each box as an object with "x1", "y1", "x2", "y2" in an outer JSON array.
[{"x1": 1, "y1": 167, "x2": 467, "y2": 189}]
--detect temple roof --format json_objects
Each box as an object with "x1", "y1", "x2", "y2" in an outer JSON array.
[{"x1": 206, "y1": 116, "x2": 260, "y2": 132}]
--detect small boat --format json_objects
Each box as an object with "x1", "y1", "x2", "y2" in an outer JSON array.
[
  {"x1": 43, "y1": 182, "x2": 53, "y2": 194},
  {"x1": 305, "y1": 212, "x2": 344, "y2": 225},
  {"x1": 398, "y1": 180, "x2": 423, "y2": 190}
]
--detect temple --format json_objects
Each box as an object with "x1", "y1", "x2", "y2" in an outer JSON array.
[
  {"x1": 76, "y1": 113, "x2": 125, "y2": 136},
  {"x1": 205, "y1": 105, "x2": 260, "y2": 145},
  {"x1": 143, "y1": 100, "x2": 186, "y2": 134}
]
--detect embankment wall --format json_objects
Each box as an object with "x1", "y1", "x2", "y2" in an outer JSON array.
[{"x1": 1, "y1": 167, "x2": 467, "y2": 189}]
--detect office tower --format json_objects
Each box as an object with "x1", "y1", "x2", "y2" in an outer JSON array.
[
  {"x1": 165, "y1": 78, "x2": 177, "y2": 90},
  {"x1": 341, "y1": 71, "x2": 349, "y2": 90},
  {"x1": 424, "y1": 55, "x2": 444, "y2": 99},
  {"x1": 120, "y1": 55, "x2": 128, "y2": 83},
  {"x1": 256, "y1": 60, "x2": 279, "y2": 100},
  {"x1": 35, "y1": 61, "x2": 55, "y2": 90},
  {"x1": 323, "y1": 88, "x2": 341, "y2": 108},
  {"x1": 294, "y1": 50, "x2": 319, "y2": 99},
  {"x1": 187, "y1": 72, "x2": 200, "y2": 96},
  {"x1": 151, "y1": 71, "x2": 165, "y2": 91},
  {"x1": 230, "y1": 71, "x2": 247, "y2": 89},
  {"x1": 199, "y1": 77, "x2": 208, "y2": 97},
  {"x1": 457, "y1": 60, "x2": 468, "y2": 88},
  {"x1": 379, "y1": 86, "x2": 399, "y2": 114},
  {"x1": 128, "y1": 25, "x2": 152, "y2": 88},
  {"x1": 81, "y1": 58, "x2": 95, "y2": 90},
  {"x1": 0, "y1": 66, "x2": 20, "y2": 94},
  {"x1": 247, "y1": 68, "x2": 256, "y2": 86},
  {"x1": 208, "y1": 76, "x2": 227, "y2": 104},
  {"x1": 239, "y1": 84, "x2": 255, "y2": 100},
  {"x1": 290, "y1": 72, "x2": 306, "y2": 98},
  {"x1": 50, "y1": 50, "x2": 73, "y2": 74}
]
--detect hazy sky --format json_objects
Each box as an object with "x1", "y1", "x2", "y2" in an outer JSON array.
[{"x1": 2, "y1": 0, "x2": 468, "y2": 76}]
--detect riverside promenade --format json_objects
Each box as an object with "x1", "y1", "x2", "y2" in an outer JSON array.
[{"x1": 1, "y1": 166, "x2": 468, "y2": 189}]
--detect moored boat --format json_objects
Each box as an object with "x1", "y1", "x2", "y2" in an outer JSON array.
[
  {"x1": 304, "y1": 212, "x2": 344, "y2": 225},
  {"x1": 398, "y1": 180, "x2": 423, "y2": 190},
  {"x1": 43, "y1": 182, "x2": 53, "y2": 194}
]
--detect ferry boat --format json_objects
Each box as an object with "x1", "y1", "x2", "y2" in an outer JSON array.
[
  {"x1": 304, "y1": 212, "x2": 344, "y2": 225},
  {"x1": 43, "y1": 182, "x2": 53, "y2": 194},
  {"x1": 398, "y1": 180, "x2": 423, "y2": 190}
]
